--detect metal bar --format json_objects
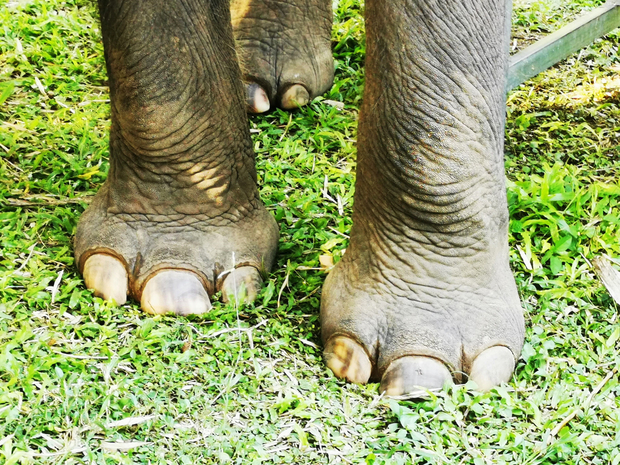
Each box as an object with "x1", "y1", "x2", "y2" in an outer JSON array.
[{"x1": 507, "y1": 0, "x2": 620, "y2": 91}]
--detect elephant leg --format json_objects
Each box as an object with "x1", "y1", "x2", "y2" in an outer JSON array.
[
  {"x1": 231, "y1": 0, "x2": 334, "y2": 112},
  {"x1": 321, "y1": 0, "x2": 525, "y2": 393},
  {"x1": 75, "y1": 0, "x2": 279, "y2": 314}
]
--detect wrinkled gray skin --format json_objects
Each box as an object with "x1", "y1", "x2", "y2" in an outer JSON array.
[{"x1": 76, "y1": 0, "x2": 525, "y2": 395}]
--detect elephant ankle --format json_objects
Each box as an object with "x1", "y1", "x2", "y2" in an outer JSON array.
[{"x1": 102, "y1": 146, "x2": 262, "y2": 220}]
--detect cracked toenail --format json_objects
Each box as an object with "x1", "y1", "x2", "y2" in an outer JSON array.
[
  {"x1": 381, "y1": 356, "x2": 452, "y2": 397},
  {"x1": 324, "y1": 336, "x2": 371, "y2": 384}
]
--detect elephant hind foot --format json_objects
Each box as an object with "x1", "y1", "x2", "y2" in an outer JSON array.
[{"x1": 232, "y1": 0, "x2": 334, "y2": 112}]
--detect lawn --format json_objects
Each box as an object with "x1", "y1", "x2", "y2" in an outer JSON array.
[{"x1": 1, "y1": 0, "x2": 619, "y2": 463}]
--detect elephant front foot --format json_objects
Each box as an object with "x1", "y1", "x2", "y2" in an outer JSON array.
[
  {"x1": 320, "y1": 243, "x2": 524, "y2": 395},
  {"x1": 81, "y1": 0, "x2": 281, "y2": 315},
  {"x1": 231, "y1": 0, "x2": 334, "y2": 112},
  {"x1": 75, "y1": 185, "x2": 279, "y2": 315}
]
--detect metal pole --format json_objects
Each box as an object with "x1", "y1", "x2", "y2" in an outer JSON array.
[{"x1": 507, "y1": 0, "x2": 620, "y2": 91}]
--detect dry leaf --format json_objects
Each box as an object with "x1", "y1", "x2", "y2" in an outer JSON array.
[{"x1": 319, "y1": 254, "x2": 334, "y2": 270}]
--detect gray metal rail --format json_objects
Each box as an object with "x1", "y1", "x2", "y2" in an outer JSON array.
[{"x1": 507, "y1": 0, "x2": 620, "y2": 91}]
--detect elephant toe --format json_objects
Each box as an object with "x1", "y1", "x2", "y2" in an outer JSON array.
[
  {"x1": 468, "y1": 346, "x2": 515, "y2": 391},
  {"x1": 380, "y1": 356, "x2": 453, "y2": 397},
  {"x1": 220, "y1": 266, "x2": 263, "y2": 305},
  {"x1": 280, "y1": 84, "x2": 310, "y2": 110},
  {"x1": 141, "y1": 270, "x2": 212, "y2": 316},
  {"x1": 245, "y1": 82, "x2": 271, "y2": 114},
  {"x1": 83, "y1": 254, "x2": 128, "y2": 305},
  {"x1": 324, "y1": 336, "x2": 372, "y2": 385}
]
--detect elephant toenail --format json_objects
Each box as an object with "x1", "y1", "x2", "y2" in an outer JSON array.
[
  {"x1": 468, "y1": 346, "x2": 515, "y2": 391},
  {"x1": 221, "y1": 266, "x2": 262, "y2": 305},
  {"x1": 381, "y1": 356, "x2": 452, "y2": 397},
  {"x1": 141, "y1": 270, "x2": 211, "y2": 316},
  {"x1": 324, "y1": 336, "x2": 372, "y2": 384},
  {"x1": 245, "y1": 82, "x2": 270, "y2": 113},
  {"x1": 280, "y1": 84, "x2": 310, "y2": 109},
  {"x1": 83, "y1": 254, "x2": 128, "y2": 305}
]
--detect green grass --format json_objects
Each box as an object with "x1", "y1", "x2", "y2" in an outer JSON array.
[{"x1": 1, "y1": 0, "x2": 619, "y2": 463}]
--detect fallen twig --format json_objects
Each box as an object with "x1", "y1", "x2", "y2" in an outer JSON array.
[{"x1": 2, "y1": 195, "x2": 93, "y2": 207}]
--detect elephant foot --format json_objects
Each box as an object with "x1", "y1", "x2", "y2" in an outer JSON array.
[
  {"x1": 231, "y1": 0, "x2": 334, "y2": 112},
  {"x1": 321, "y1": 243, "x2": 524, "y2": 395},
  {"x1": 75, "y1": 184, "x2": 279, "y2": 314}
]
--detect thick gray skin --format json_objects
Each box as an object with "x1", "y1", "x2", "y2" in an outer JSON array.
[{"x1": 76, "y1": 0, "x2": 524, "y2": 393}]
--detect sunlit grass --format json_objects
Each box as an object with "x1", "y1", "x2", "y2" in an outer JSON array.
[{"x1": 1, "y1": 0, "x2": 619, "y2": 463}]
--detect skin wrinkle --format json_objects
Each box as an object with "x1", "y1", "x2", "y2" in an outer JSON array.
[
  {"x1": 116, "y1": 207, "x2": 257, "y2": 232},
  {"x1": 117, "y1": 106, "x2": 204, "y2": 158},
  {"x1": 412, "y1": 77, "x2": 491, "y2": 148},
  {"x1": 419, "y1": 234, "x2": 487, "y2": 255},
  {"x1": 360, "y1": 132, "x2": 493, "y2": 227},
  {"x1": 394, "y1": 84, "x2": 474, "y2": 145},
  {"x1": 399, "y1": 29, "x2": 500, "y2": 138},
  {"x1": 468, "y1": 2, "x2": 507, "y2": 101},
  {"x1": 128, "y1": 44, "x2": 176, "y2": 91},
  {"x1": 422, "y1": 4, "x2": 499, "y2": 99},
  {"x1": 377, "y1": 230, "x2": 494, "y2": 293},
  {"x1": 400, "y1": 155, "x2": 491, "y2": 197},
  {"x1": 398, "y1": 189, "x2": 488, "y2": 220},
  {"x1": 368, "y1": 65, "x2": 498, "y2": 210},
  {"x1": 386, "y1": 174, "x2": 488, "y2": 221},
  {"x1": 361, "y1": 126, "x2": 497, "y2": 234},
  {"x1": 387, "y1": 228, "x2": 488, "y2": 261},
  {"x1": 130, "y1": 60, "x2": 198, "y2": 132},
  {"x1": 408, "y1": 3, "x2": 504, "y2": 122},
  {"x1": 387, "y1": 140, "x2": 487, "y2": 204},
  {"x1": 199, "y1": 23, "x2": 244, "y2": 108},
  {"x1": 396, "y1": 186, "x2": 485, "y2": 215},
  {"x1": 112, "y1": 38, "x2": 188, "y2": 107},
  {"x1": 113, "y1": 133, "x2": 233, "y2": 184},
  {"x1": 343, "y1": 0, "x2": 512, "y2": 292},
  {"x1": 393, "y1": 60, "x2": 498, "y2": 156},
  {"x1": 110, "y1": 80, "x2": 251, "y2": 170},
  {"x1": 393, "y1": 28, "x2": 472, "y2": 112},
  {"x1": 112, "y1": 84, "x2": 196, "y2": 149},
  {"x1": 370, "y1": 244, "x2": 481, "y2": 310},
  {"x1": 120, "y1": 5, "x2": 239, "y2": 118}
]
